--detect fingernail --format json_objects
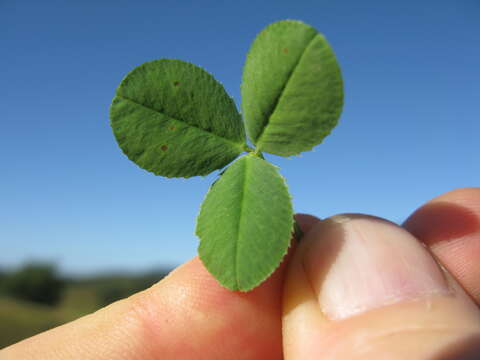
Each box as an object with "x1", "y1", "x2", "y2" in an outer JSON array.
[{"x1": 303, "y1": 215, "x2": 450, "y2": 320}]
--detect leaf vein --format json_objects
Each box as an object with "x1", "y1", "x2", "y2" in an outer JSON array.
[
  {"x1": 118, "y1": 95, "x2": 244, "y2": 151},
  {"x1": 255, "y1": 33, "x2": 318, "y2": 147},
  {"x1": 234, "y1": 158, "x2": 250, "y2": 289}
]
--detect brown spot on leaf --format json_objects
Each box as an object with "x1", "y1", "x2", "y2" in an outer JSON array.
[
  {"x1": 161, "y1": 145, "x2": 168, "y2": 151},
  {"x1": 170, "y1": 126, "x2": 176, "y2": 131},
  {"x1": 283, "y1": 48, "x2": 288, "y2": 54},
  {"x1": 174, "y1": 81, "x2": 180, "y2": 86}
]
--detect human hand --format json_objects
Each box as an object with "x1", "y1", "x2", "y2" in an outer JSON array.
[{"x1": 2, "y1": 188, "x2": 480, "y2": 359}]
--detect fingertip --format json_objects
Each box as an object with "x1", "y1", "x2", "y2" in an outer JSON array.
[
  {"x1": 403, "y1": 187, "x2": 480, "y2": 245},
  {"x1": 132, "y1": 256, "x2": 287, "y2": 359},
  {"x1": 403, "y1": 187, "x2": 480, "y2": 304},
  {"x1": 294, "y1": 213, "x2": 321, "y2": 234}
]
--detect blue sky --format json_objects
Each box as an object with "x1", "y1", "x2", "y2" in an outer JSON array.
[{"x1": 1, "y1": 0, "x2": 479, "y2": 275}]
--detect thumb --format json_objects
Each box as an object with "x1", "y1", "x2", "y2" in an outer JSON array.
[{"x1": 283, "y1": 215, "x2": 480, "y2": 359}]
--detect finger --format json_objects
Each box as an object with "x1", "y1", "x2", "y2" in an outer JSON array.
[
  {"x1": 3, "y1": 258, "x2": 284, "y2": 359},
  {"x1": 403, "y1": 187, "x2": 480, "y2": 304},
  {"x1": 2, "y1": 214, "x2": 320, "y2": 360},
  {"x1": 283, "y1": 215, "x2": 480, "y2": 359}
]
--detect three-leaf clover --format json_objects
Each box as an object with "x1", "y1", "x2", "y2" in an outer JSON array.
[{"x1": 110, "y1": 20, "x2": 343, "y2": 291}]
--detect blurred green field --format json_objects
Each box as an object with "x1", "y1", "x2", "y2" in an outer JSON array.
[{"x1": 0, "y1": 270, "x2": 170, "y2": 349}]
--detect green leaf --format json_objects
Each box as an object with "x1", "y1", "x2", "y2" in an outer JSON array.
[
  {"x1": 196, "y1": 154, "x2": 293, "y2": 291},
  {"x1": 241, "y1": 20, "x2": 344, "y2": 156},
  {"x1": 110, "y1": 59, "x2": 246, "y2": 178}
]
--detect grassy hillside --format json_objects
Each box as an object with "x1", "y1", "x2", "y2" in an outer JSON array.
[
  {"x1": 0, "y1": 270, "x2": 170, "y2": 349},
  {"x1": 0, "y1": 296, "x2": 68, "y2": 348}
]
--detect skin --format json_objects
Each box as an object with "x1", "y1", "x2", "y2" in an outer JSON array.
[{"x1": 1, "y1": 188, "x2": 480, "y2": 359}]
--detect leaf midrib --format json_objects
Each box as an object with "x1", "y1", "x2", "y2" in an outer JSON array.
[
  {"x1": 255, "y1": 33, "x2": 318, "y2": 149},
  {"x1": 117, "y1": 95, "x2": 245, "y2": 151},
  {"x1": 234, "y1": 157, "x2": 250, "y2": 289}
]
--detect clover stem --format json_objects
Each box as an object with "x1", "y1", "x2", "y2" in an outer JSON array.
[
  {"x1": 254, "y1": 151, "x2": 265, "y2": 159},
  {"x1": 293, "y1": 219, "x2": 304, "y2": 242}
]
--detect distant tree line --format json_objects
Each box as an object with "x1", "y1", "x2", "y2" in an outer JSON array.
[
  {"x1": 75, "y1": 270, "x2": 170, "y2": 307},
  {"x1": 0, "y1": 263, "x2": 171, "y2": 307},
  {"x1": 0, "y1": 263, "x2": 64, "y2": 306}
]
